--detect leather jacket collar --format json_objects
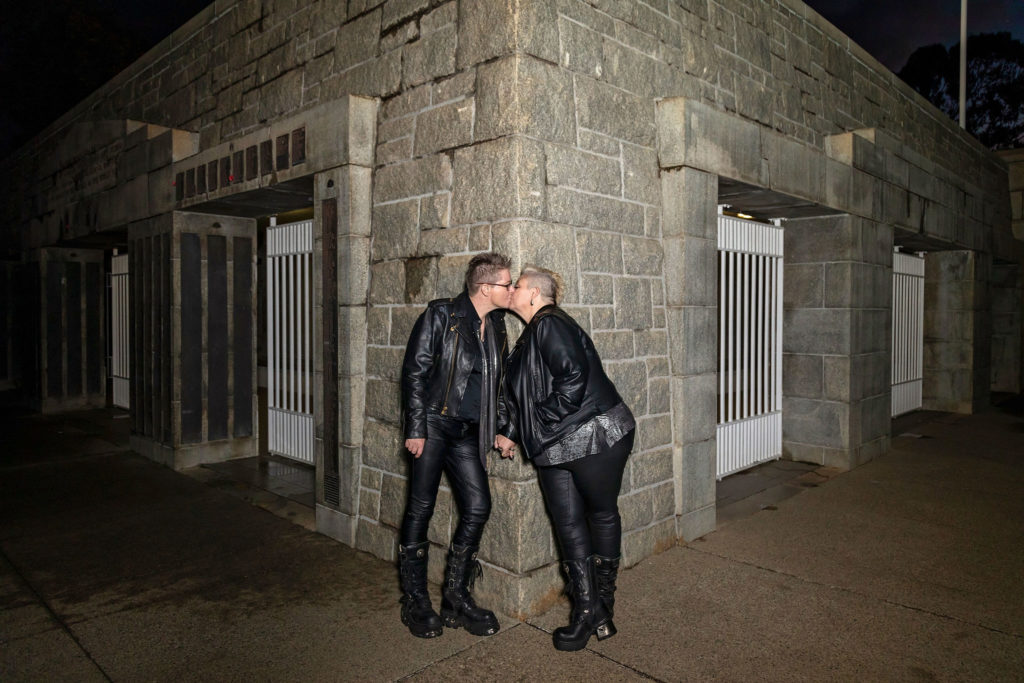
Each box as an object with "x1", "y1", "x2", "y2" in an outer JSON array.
[{"x1": 452, "y1": 291, "x2": 483, "y2": 342}]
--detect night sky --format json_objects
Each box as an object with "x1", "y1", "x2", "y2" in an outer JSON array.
[
  {"x1": 1, "y1": 0, "x2": 1021, "y2": 158},
  {"x1": 806, "y1": 0, "x2": 1024, "y2": 72}
]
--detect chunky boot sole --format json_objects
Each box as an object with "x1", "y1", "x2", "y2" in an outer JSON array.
[
  {"x1": 441, "y1": 609, "x2": 499, "y2": 636},
  {"x1": 552, "y1": 619, "x2": 616, "y2": 651},
  {"x1": 401, "y1": 610, "x2": 443, "y2": 638},
  {"x1": 401, "y1": 616, "x2": 443, "y2": 638}
]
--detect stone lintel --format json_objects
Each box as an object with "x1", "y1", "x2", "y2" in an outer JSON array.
[
  {"x1": 173, "y1": 97, "x2": 377, "y2": 216},
  {"x1": 656, "y1": 97, "x2": 765, "y2": 187}
]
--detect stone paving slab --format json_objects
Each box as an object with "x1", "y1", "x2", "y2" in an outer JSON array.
[
  {"x1": 404, "y1": 622, "x2": 650, "y2": 682},
  {"x1": 697, "y1": 417, "x2": 1024, "y2": 640},
  {"x1": 532, "y1": 547, "x2": 1023, "y2": 682},
  {"x1": 1, "y1": 628, "x2": 106, "y2": 682},
  {"x1": 1, "y1": 405, "x2": 1023, "y2": 681}
]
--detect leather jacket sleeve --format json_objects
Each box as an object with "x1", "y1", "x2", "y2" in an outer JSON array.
[
  {"x1": 533, "y1": 313, "x2": 589, "y2": 426},
  {"x1": 401, "y1": 306, "x2": 441, "y2": 439},
  {"x1": 493, "y1": 312, "x2": 511, "y2": 439}
]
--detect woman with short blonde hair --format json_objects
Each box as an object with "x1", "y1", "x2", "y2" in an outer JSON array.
[{"x1": 496, "y1": 264, "x2": 635, "y2": 651}]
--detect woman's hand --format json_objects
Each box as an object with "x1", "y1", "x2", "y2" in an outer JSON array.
[
  {"x1": 405, "y1": 438, "x2": 426, "y2": 458},
  {"x1": 495, "y1": 435, "x2": 517, "y2": 458}
]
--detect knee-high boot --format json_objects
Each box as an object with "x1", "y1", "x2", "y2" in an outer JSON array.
[
  {"x1": 441, "y1": 544, "x2": 500, "y2": 636},
  {"x1": 398, "y1": 541, "x2": 443, "y2": 638},
  {"x1": 552, "y1": 557, "x2": 616, "y2": 651},
  {"x1": 594, "y1": 554, "x2": 620, "y2": 617}
]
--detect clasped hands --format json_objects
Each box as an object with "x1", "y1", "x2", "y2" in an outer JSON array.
[{"x1": 495, "y1": 435, "x2": 517, "y2": 459}]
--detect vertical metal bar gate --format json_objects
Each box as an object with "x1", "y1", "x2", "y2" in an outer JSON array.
[
  {"x1": 891, "y1": 249, "x2": 925, "y2": 416},
  {"x1": 267, "y1": 218, "x2": 314, "y2": 464},
  {"x1": 110, "y1": 253, "x2": 130, "y2": 409},
  {"x1": 716, "y1": 210, "x2": 783, "y2": 479}
]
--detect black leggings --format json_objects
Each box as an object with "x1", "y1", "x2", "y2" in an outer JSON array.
[
  {"x1": 536, "y1": 430, "x2": 635, "y2": 561},
  {"x1": 400, "y1": 414, "x2": 491, "y2": 548}
]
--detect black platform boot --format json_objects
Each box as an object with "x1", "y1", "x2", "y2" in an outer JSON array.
[
  {"x1": 440, "y1": 544, "x2": 499, "y2": 636},
  {"x1": 398, "y1": 541, "x2": 443, "y2": 638},
  {"x1": 552, "y1": 557, "x2": 616, "y2": 651},
  {"x1": 594, "y1": 554, "x2": 621, "y2": 617}
]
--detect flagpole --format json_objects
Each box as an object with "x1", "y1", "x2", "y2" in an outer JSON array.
[{"x1": 959, "y1": 0, "x2": 967, "y2": 128}]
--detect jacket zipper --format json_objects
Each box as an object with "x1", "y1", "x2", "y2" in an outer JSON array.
[{"x1": 440, "y1": 331, "x2": 459, "y2": 415}]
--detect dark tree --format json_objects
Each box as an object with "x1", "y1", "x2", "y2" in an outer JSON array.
[{"x1": 898, "y1": 32, "x2": 1024, "y2": 150}]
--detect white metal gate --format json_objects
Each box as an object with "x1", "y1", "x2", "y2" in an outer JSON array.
[
  {"x1": 267, "y1": 218, "x2": 314, "y2": 464},
  {"x1": 716, "y1": 210, "x2": 783, "y2": 479},
  {"x1": 110, "y1": 253, "x2": 130, "y2": 409},
  {"x1": 891, "y1": 249, "x2": 925, "y2": 416}
]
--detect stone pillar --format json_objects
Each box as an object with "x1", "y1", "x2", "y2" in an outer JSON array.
[
  {"x1": 128, "y1": 211, "x2": 258, "y2": 469},
  {"x1": 314, "y1": 164, "x2": 372, "y2": 547},
  {"x1": 29, "y1": 247, "x2": 106, "y2": 413},
  {"x1": 662, "y1": 167, "x2": 719, "y2": 541},
  {"x1": 348, "y1": 1, "x2": 679, "y2": 617},
  {"x1": 0, "y1": 262, "x2": 15, "y2": 392},
  {"x1": 782, "y1": 215, "x2": 892, "y2": 470},
  {"x1": 357, "y1": 139, "x2": 569, "y2": 614},
  {"x1": 990, "y1": 264, "x2": 1022, "y2": 394},
  {"x1": 2, "y1": 261, "x2": 38, "y2": 402},
  {"x1": 923, "y1": 250, "x2": 992, "y2": 413},
  {"x1": 999, "y1": 149, "x2": 1024, "y2": 242}
]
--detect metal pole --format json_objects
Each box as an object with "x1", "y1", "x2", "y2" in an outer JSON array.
[{"x1": 959, "y1": 0, "x2": 967, "y2": 128}]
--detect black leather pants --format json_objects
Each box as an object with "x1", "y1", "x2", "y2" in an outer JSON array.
[
  {"x1": 400, "y1": 414, "x2": 491, "y2": 548},
  {"x1": 536, "y1": 430, "x2": 635, "y2": 561}
]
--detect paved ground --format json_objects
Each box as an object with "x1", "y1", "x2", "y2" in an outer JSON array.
[{"x1": 1, "y1": 402, "x2": 1022, "y2": 682}]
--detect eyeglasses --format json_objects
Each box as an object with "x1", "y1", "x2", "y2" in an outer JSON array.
[{"x1": 477, "y1": 281, "x2": 514, "y2": 289}]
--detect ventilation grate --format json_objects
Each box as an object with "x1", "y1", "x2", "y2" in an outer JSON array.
[{"x1": 323, "y1": 472, "x2": 340, "y2": 507}]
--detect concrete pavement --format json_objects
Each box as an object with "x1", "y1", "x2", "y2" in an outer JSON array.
[{"x1": 1, "y1": 403, "x2": 1022, "y2": 681}]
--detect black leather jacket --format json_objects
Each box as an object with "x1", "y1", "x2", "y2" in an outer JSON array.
[
  {"x1": 501, "y1": 305, "x2": 628, "y2": 462},
  {"x1": 401, "y1": 292, "x2": 509, "y2": 460}
]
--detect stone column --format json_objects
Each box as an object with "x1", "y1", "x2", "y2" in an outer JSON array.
[
  {"x1": 30, "y1": 247, "x2": 106, "y2": 413},
  {"x1": 128, "y1": 211, "x2": 258, "y2": 469},
  {"x1": 990, "y1": 264, "x2": 1022, "y2": 394},
  {"x1": 662, "y1": 167, "x2": 719, "y2": 541},
  {"x1": 0, "y1": 262, "x2": 16, "y2": 392},
  {"x1": 782, "y1": 215, "x2": 892, "y2": 469},
  {"x1": 923, "y1": 250, "x2": 992, "y2": 413},
  {"x1": 314, "y1": 164, "x2": 372, "y2": 547}
]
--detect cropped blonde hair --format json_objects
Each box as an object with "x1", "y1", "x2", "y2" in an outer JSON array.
[{"x1": 519, "y1": 264, "x2": 563, "y2": 304}]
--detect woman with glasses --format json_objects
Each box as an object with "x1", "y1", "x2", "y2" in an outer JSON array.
[
  {"x1": 495, "y1": 264, "x2": 635, "y2": 651},
  {"x1": 398, "y1": 252, "x2": 513, "y2": 639}
]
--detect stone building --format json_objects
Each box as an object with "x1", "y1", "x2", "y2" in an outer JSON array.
[{"x1": 1, "y1": 0, "x2": 1021, "y2": 616}]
